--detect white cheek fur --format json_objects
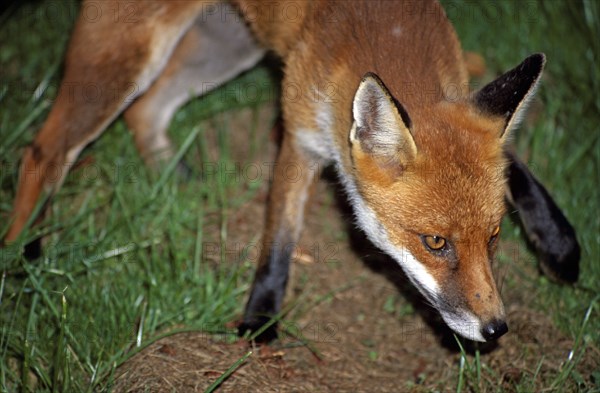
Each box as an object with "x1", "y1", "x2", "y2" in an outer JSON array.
[{"x1": 299, "y1": 99, "x2": 488, "y2": 343}]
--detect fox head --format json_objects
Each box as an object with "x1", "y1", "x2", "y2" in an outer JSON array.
[{"x1": 348, "y1": 54, "x2": 545, "y2": 341}]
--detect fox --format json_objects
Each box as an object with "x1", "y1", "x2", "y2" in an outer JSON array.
[{"x1": 4, "y1": 0, "x2": 580, "y2": 343}]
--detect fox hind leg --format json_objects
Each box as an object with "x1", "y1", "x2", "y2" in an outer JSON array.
[
  {"x1": 124, "y1": 3, "x2": 265, "y2": 169},
  {"x1": 4, "y1": 1, "x2": 208, "y2": 243}
]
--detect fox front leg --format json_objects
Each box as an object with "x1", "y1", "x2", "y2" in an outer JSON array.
[
  {"x1": 239, "y1": 132, "x2": 321, "y2": 342},
  {"x1": 505, "y1": 151, "x2": 580, "y2": 283}
]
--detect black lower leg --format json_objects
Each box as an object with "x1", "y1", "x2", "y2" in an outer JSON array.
[
  {"x1": 505, "y1": 152, "x2": 580, "y2": 283},
  {"x1": 239, "y1": 240, "x2": 294, "y2": 342}
]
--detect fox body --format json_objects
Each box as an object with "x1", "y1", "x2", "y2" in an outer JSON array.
[{"x1": 5, "y1": 0, "x2": 579, "y2": 343}]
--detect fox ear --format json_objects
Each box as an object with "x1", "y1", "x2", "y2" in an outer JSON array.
[
  {"x1": 350, "y1": 72, "x2": 417, "y2": 167},
  {"x1": 473, "y1": 53, "x2": 546, "y2": 139}
]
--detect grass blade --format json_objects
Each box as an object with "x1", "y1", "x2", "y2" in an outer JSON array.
[{"x1": 204, "y1": 350, "x2": 252, "y2": 393}]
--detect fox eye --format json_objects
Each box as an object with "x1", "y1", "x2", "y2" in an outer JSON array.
[
  {"x1": 491, "y1": 226, "x2": 500, "y2": 237},
  {"x1": 489, "y1": 226, "x2": 500, "y2": 244},
  {"x1": 422, "y1": 235, "x2": 447, "y2": 251}
]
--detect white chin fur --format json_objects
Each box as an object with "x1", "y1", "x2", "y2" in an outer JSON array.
[
  {"x1": 440, "y1": 310, "x2": 485, "y2": 342},
  {"x1": 335, "y1": 141, "x2": 486, "y2": 342}
]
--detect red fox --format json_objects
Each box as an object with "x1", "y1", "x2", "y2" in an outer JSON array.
[{"x1": 4, "y1": 0, "x2": 579, "y2": 342}]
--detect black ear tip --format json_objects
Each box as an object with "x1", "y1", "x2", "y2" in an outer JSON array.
[
  {"x1": 524, "y1": 53, "x2": 546, "y2": 73},
  {"x1": 361, "y1": 71, "x2": 383, "y2": 85},
  {"x1": 529, "y1": 52, "x2": 546, "y2": 61}
]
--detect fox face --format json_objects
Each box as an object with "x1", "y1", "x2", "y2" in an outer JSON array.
[
  {"x1": 347, "y1": 55, "x2": 545, "y2": 341},
  {"x1": 4, "y1": 0, "x2": 579, "y2": 349}
]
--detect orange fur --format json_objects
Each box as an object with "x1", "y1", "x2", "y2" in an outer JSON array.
[
  {"x1": 7, "y1": 0, "x2": 547, "y2": 342},
  {"x1": 242, "y1": 0, "x2": 507, "y2": 314}
]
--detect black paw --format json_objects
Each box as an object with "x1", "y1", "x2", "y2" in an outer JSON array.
[
  {"x1": 24, "y1": 238, "x2": 42, "y2": 260},
  {"x1": 530, "y1": 207, "x2": 581, "y2": 284},
  {"x1": 539, "y1": 243, "x2": 580, "y2": 284},
  {"x1": 238, "y1": 316, "x2": 279, "y2": 343},
  {"x1": 505, "y1": 153, "x2": 581, "y2": 284}
]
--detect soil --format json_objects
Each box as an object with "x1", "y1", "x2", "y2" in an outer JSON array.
[{"x1": 111, "y1": 107, "x2": 597, "y2": 393}]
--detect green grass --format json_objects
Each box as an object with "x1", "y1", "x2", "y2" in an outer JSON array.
[
  {"x1": 442, "y1": 0, "x2": 600, "y2": 391},
  {"x1": 0, "y1": 1, "x2": 274, "y2": 391},
  {"x1": 1, "y1": 0, "x2": 598, "y2": 392}
]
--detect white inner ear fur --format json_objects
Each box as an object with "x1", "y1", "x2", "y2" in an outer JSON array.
[
  {"x1": 350, "y1": 75, "x2": 416, "y2": 159},
  {"x1": 501, "y1": 74, "x2": 543, "y2": 141},
  {"x1": 352, "y1": 78, "x2": 399, "y2": 142}
]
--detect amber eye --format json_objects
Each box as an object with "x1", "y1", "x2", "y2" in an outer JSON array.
[
  {"x1": 491, "y1": 226, "x2": 500, "y2": 237},
  {"x1": 489, "y1": 226, "x2": 500, "y2": 244},
  {"x1": 422, "y1": 235, "x2": 447, "y2": 251}
]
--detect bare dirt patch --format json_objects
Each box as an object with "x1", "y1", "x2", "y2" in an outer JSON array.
[{"x1": 112, "y1": 108, "x2": 597, "y2": 392}]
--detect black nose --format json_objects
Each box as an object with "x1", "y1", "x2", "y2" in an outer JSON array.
[{"x1": 481, "y1": 319, "x2": 508, "y2": 341}]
